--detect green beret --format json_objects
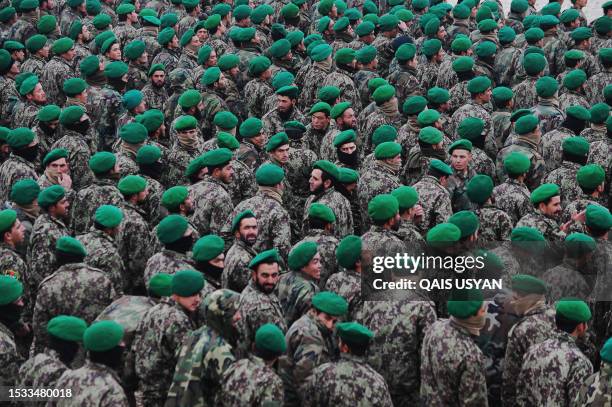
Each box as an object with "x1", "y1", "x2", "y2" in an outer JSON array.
[
  {"x1": 286, "y1": 31, "x2": 304, "y2": 48},
  {"x1": 157, "y1": 214, "x2": 189, "y2": 245},
  {"x1": 311, "y1": 291, "x2": 348, "y2": 315},
  {"x1": 161, "y1": 186, "x2": 189, "y2": 211},
  {"x1": 449, "y1": 139, "x2": 473, "y2": 154},
  {"x1": 271, "y1": 72, "x2": 294, "y2": 92},
  {"x1": 231, "y1": 210, "x2": 255, "y2": 233},
  {"x1": 374, "y1": 141, "x2": 401, "y2": 159},
  {"x1": 101, "y1": 35, "x2": 119, "y2": 55},
  {"x1": 240, "y1": 117, "x2": 263, "y2": 138},
  {"x1": 148, "y1": 273, "x2": 172, "y2": 297},
  {"x1": 391, "y1": 186, "x2": 418, "y2": 211},
  {"x1": 248, "y1": 55, "x2": 271, "y2": 76},
  {"x1": 56, "y1": 236, "x2": 87, "y2": 257},
  {"x1": 368, "y1": 194, "x2": 399, "y2": 221},
  {"x1": 94, "y1": 31, "x2": 114, "y2": 50},
  {"x1": 457, "y1": 117, "x2": 485, "y2": 141},
  {"x1": 447, "y1": 288, "x2": 483, "y2": 318},
  {"x1": 37, "y1": 14, "x2": 56, "y2": 34},
  {"x1": 333, "y1": 16, "x2": 350, "y2": 32},
  {"x1": 308, "y1": 203, "x2": 336, "y2": 223},
  {"x1": 310, "y1": 101, "x2": 331, "y2": 115},
  {"x1": 216, "y1": 132, "x2": 239, "y2": 150},
  {"x1": 452, "y1": 56, "x2": 474, "y2": 73},
  {"x1": 356, "y1": 45, "x2": 376, "y2": 64},
  {"x1": 288, "y1": 241, "x2": 318, "y2": 270},
  {"x1": 3, "y1": 41, "x2": 24, "y2": 52},
  {"x1": 424, "y1": 16, "x2": 441, "y2": 37},
  {"x1": 601, "y1": 338, "x2": 612, "y2": 363},
  {"x1": 372, "y1": 125, "x2": 397, "y2": 146},
  {"x1": 541, "y1": 1, "x2": 560, "y2": 15},
  {"x1": 335, "y1": 47, "x2": 355, "y2": 65},
  {"x1": 119, "y1": 122, "x2": 147, "y2": 144},
  {"x1": 511, "y1": 0, "x2": 528, "y2": 13},
  {"x1": 196, "y1": 46, "x2": 213, "y2": 66},
  {"x1": 0, "y1": 127, "x2": 7, "y2": 143},
  {"x1": 418, "y1": 126, "x2": 443, "y2": 145},
  {"x1": 318, "y1": 86, "x2": 340, "y2": 104},
  {"x1": 68, "y1": 20, "x2": 83, "y2": 40},
  {"x1": 346, "y1": 7, "x2": 363, "y2": 21},
  {"x1": 116, "y1": 2, "x2": 134, "y2": 14},
  {"x1": 313, "y1": 160, "x2": 339, "y2": 180},
  {"x1": 118, "y1": 175, "x2": 147, "y2": 196},
  {"x1": 233, "y1": 4, "x2": 251, "y2": 20},
  {"x1": 0, "y1": 209, "x2": 17, "y2": 234},
  {"x1": 263, "y1": 132, "x2": 288, "y2": 152},
  {"x1": 514, "y1": 114, "x2": 539, "y2": 135},
  {"x1": 330, "y1": 101, "x2": 351, "y2": 119},
  {"x1": 104, "y1": 61, "x2": 128, "y2": 79},
  {"x1": 92, "y1": 13, "x2": 111, "y2": 29},
  {"x1": 422, "y1": 38, "x2": 442, "y2": 57},
  {"x1": 333, "y1": 129, "x2": 356, "y2": 147},
  {"x1": 47, "y1": 315, "x2": 87, "y2": 342},
  {"x1": 498, "y1": 26, "x2": 517, "y2": 44},
  {"x1": 201, "y1": 148, "x2": 232, "y2": 167},
  {"x1": 467, "y1": 75, "x2": 492, "y2": 94},
  {"x1": 534, "y1": 76, "x2": 558, "y2": 98},
  {"x1": 0, "y1": 275, "x2": 22, "y2": 305},
  {"x1": 566, "y1": 105, "x2": 590, "y2": 121},
  {"x1": 52, "y1": 37, "x2": 73, "y2": 55},
  {"x1": 213, "y1": 111, "x2": 238, "y2": 130},
  {"x1": 427, "y1": 87, "x2": 450, "y2": 105},
  {"x1": 318, "y1": 0, "x2": 333, "y2": 15},
  {"x1": 251, "y1": 4, "x2": 273, "y2": 24},
  {"x1": 0, "y1": 7, "x2": 16, "y2": 23},
  {"x1": 448, "y1": 210, "x2": 480, "y2": 238},
  {"x1": 63, "y1": 77, "x2": 88, "y2": 97},
  {"x1": 270, "y1": 39, "x2": 291, "y2": 59},
  {"x1": 491, "y1": 87, "x2": 513, "y2": 105},
  {"x1": 379, "y1": 13, "x2": 399, "y2": 31},
  {"x1": 178, "y1": 89, "x2": 201, "y2": 109},
  {"x1": 157, "y1": 27, "x2": 176, "y2": 46},
  {"x1": 429, "y1": 158, "x2": 453, "y2": 176},
  {"x1": 123, "y1": 40, "x2": 146, "y2": 61},
  {"x1": 355, "y1": 21, "x2": 375, "y2": 37},
  {"x1": 25, "y1": 34, "x2": 47, "y2": 53},
  {"x1": 560, "y1": 8, "x2": 579, "y2": 24},
  {"x1": 417, "y1": 109, "x2": 440, "y2": 127},
  {"x1": 142, "y1": 15, "x2": 160, "y2": 27},
  {"x1": 563, "y1": 69, "x2": 587, "y2": 90},
  {"x1": 201, "y1": 67, "x2": 221, "y2": 86},
  {"x1": 589, "y1": 103, "x2": 609, "y2": 124},
  {"x1": 35, "y1": 106, "x2": 60, "y2": 126},
  {"x1": 372, "y1": 84, "x2": 395, "y2": 104},
  {"x1": 137, "y1": 110, "x2": 164, "y2": 134},
  {"x1": 586, "y1": 204, "x2": 612, "y2": 231},
  {"x1": 466, "y1": 174, "x2": 495, "y2": 205},
  {"x1": 249, "y1": 248, "x2": 280, "y2": 269},
  {"x1": 256, "y1": 163, "x2": 285, "y2": 186},
  {"x1": 310, "y1": 43, "x2": 333, "y2": 62},
  {"x1": 218, "y1": 54, "x2": 240, "y2": 71},
  {"x1": 562, "y1": 136, "x2": 590, "y2": 158},
  {"x1": 192, "y1": 234, "x2": 224, "y2": 262},
  {"x1": 10, "y1": 179, "x2": 39, "y2": 205},
  {"x1": 336, "y1": 321, "x2": 374, "y2": 344},
  {"x1": 232, "y1": 26, "x2": 257, "y2": 42},
  {"x1": 18, "y1": 75, "x2": 38, "y2": 96},
  {"x1": 89, "y1": 152, "x2": 116, "y2": 174},
  {"x1": 403, "y1": 95, "x2": 428, "y2": 115},
  {"x1": 540, "y1": 14, "x2": 560, "y2": 29},
  {"x1": 565, "y1": 232, "x2": 597, "y2": 258},
  {"x1": 253, "y1": 323, "x2": 286, "y2": 354},
  {"x1": 122, "y1": 89, "x2": 144, "y2": 111},
  {"x1": 511, "y1": 274, "x2": 546, "y2": 294},
  {"x1": 556, "y1": 299, "x2": 591, "y2": 322},
  {"x1": 59, "y1": 105, "x2": 86, "y2": 126},
  {"x1": 94, "y1": 205, "x2": 123, "y2": 228},
  {"x1": 571, "y1": 26, "x2": 592, "y2": 41},
  {"x1": 530, "y1": 183, "x2": 560, "y2": 205},
  {"x1": 453, "y1": 4, "x2": 471, "y2": 19},
  {"x1": 276, "y1": 85, "x2": 299, "y2": 99},
  {"x1": 577, "y1": 164, "x2": 605, "y2": 189},
  {"x1": 7, "y1": 127, "x2": 35, "y2": 149},
  {"x1": 412, "y1": 0, "x2": 428, "y2": 9},
  {"x1": 211, "y1": 2, "x2": 231, "y2": 16},
  {"x1": 478, "y1": 18, "x2": 497, "y2": 33},
  {"x1": 595, "y1": 16, "x2": 612, "y2": 35},
  {"x1": 42, "y1": 148, "x2": 67, "y2": 167},
  {"x1": 83, "y1": 320, "x2": 124, "y2": 352},
  {"x1": 338, "y1": 167, "x2": 359, "y2": 183}
]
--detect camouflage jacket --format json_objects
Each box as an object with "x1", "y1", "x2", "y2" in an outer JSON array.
[
  {"x1": 0, "y1": 322, "x2": 21, "y2": 387},
  {"x1": 0, "y1": 75, "x2": 18, "y2": 127},
  {"x1": 325, "y1": 268, "x2": 361, "y2": 319},
  {"x1": 21, "y1": 55, "x2": 46, "y2": 78},
  {"x1": 243, "y1": 78, "x2": 273, "y2": 118},
  {"x1": 473, "y1": 203, "x2": 513, "y2": 242},
  {"x1": 0, "y1": 243, "x2": 28, "y2": 284},
  {"x1": 80, "y1": 229, "x2": 126, "y2": 295},
  {"x1": 96, "y1": 85, "x2": 126, "y2": 152},
  {"x1": 543, "y1": 161, "x2": 582, "y2": 207},
  {"x1": 421, "y1": 318, "x2": 489, "y2": 407},
  {"x1": 151, "y1": 48, "x2": 181, "y2": 75},
  {"x1": 262, "y1": 107, "x2": 306, "y2": 139},
  {"x1": 296, "y1": 229, "x2": 339, "y2": 289},
  {"x1": 354, "y1": 68, "x2": 379, "y2": 108},
  {"x1": 584, "y1": 68, "x2": 612, "y2": 104},
  {"x1": 417, "y1": 60, "x2": 442, "y2": 91},
  {"x1": 573, "y1": 363, "x2": 612, "y2": 406},
  {"x1": 126, "y1": 63, "x2": 149, "y2": 92},
  {"x1": 219, "y1": 354, "x2": 284, "y2": 406},
  {"x1": 491, "y1": 110, "x2": 512, "y2": 149},
  {"x1": 494, "y1": 44, "x2": 521, "y2": 87},
  {"x1": 516, "y1": 331, "x2": 593, "y2": 407},
  {"x1": 303, "y1": 352, "x2": 393, "y2": 407},
  {"x1": 163, "y1": 143, "x2": 202, "y2": 186},
  {"x1": 491, "y1": 178, "x2": 533, "y2": 225},
  {"x1": 298, "y1": 63, "x2": 332, "y2": 113},
  {"x1": 542, "y1": 259, "x2": 592, "y2": 303},
  {"x1": 116, "y1": 202, "x2": 153, "y2": 293},
  {"x1": 436, "y1": 56, "x2": 459, "y2": 90},
  {"x1": 236, "y1": 141, "x2": 267, "y2": 172},
  {"x1": 303, "y1": 187, "x2": 354, "y2": 240},
  {"x1": 191, "y1": 176, "x2": 234, "y2": 237},
  {"x1": 40, "y1": 56, "x2": 75, "y2": 106},
  {"x1": 580, "y1": 124, "x2": 607, "y2": 145},
  {"x1": 559, "y1": 90, "x2": 590, "y2": 113},
  {"x1": 387, "y1": 65, "x2": 424, "y2": 106},
  {"x1": 141, "y1": 82, "x2": 168, "y2": 113},
  {"x1": 70, "y1": 177, "x2": 123, "y2": 235},
  {"x1": 450, "y1": 101, "x2": 492, "y2": 142},
  {"x1": 321, "y1": 68, "x2": 362, "y2": 112},
  {"x1": 412, "y1": 175, "x2": 453, "y2": 233},
  {"x1": 276, "y1": 270, "x2": 320, "y2": 327},
  {"x1": 222, "y1": 239, "x2": 257, "y2": 293},
  {"x1": 0, "y1": 154, "x2": 39, "y2": 203},
  {"x1": 517, "y1": 211, "x2": 566, "y2": 242},
  {"x1": 54, "y1": 360, "x2": 129, "y2": 407},
  {"x1": 446, "y1": 167, "x2": 477, "y2": 213},
  {"x1": 11, "y1": 99, "x2": 40, "y2": 129},
  {"x1": 18, "y1": 347, "x2": 68, "y2": 396},
  {"x1": 50, "y1": 130, "x2": 94, "y2": 191},
  {"x1": 143, "y1": 249, "x2": 195, "y2": 287},
  {"x1": 357, "y1": 161, "x2": 401, "y2": 231},
  {"x1": 512, "y1": 77, "x2": 539, "y2": 110},
  {"x1": 530, "y1": 98, "x2": 565, "y2": 136}
]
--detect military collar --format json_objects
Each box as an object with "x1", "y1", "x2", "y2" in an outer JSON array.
[
  {"x1": 339, "y1": 352, "x2": 367, "y2": 364},
  {"x1": 561, "y1": 160, "x2": 581, "y2": 171},
  {"x1": 8, "y1": 153, "x2": 37, "y2": 170},
  {"x1": 235, "y1": 238, "x2": 257, "y2": 255}
]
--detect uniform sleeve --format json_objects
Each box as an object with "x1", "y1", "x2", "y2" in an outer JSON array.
[
  {"x1": 566, "y1": 358, "x2": 593, "y2": 405},
  {"x1": 458, "y1": 354, "x2": 489, "y2": 407},
  {"x1": 291, "y1": 331, "x2": 328, "y2": 387}
]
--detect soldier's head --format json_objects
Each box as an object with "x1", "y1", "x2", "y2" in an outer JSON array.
[
  {"x1": 19, "y1": 75, "x2": 47, "y2": 105},
  {"x1": 577, "y1": 164, "x2": 605, "y2": 199},
  {"x1": 427, "y1": 159, "x2": 453, "y2": 187},
  {"x1": 63, "y1": 77, "x2": 88, "y2": 104},
  {"x1": 205, "y1": 14, "x2": 225, "y2": 37},
  {"x1": 368, "y1": 194, "x2": 401, "y2": 231},
  {"x1": 158, "y1": 215, "x2": 195, "y2": 254},
  {"x1": 311, "y1": 291, "x2": 348, "y2": 331},
  {"x1": 584, "y1": 204, "x2": 612, "y2": 239},
  {"x1": 391, "y1": 186, "x2": 420, "y2": 222},
  {"x1": 426, "y1": 87, "x2": 450, "y2": 114},
  {"x1": 449, "y1": 140, "x2": 472, "y2": 173},
  {"x1": 249, "y1": 249, "x2": 281, "y2": 294},
  {"x1": 337, "y1": 322, "x2": 373, "y2": 356},
  {"x1": 203, "y1": 289, "x2": 241, "y2": 344},
  {"x1": 334, "y1": 129, "x2": 358, "y2": 167},
  {"x1": 515, "y1": 114, "x2": 541, "y2": 143},
  {"x1": 375, "y1": 141, "x2": 402, "y2": 170},
  {"x1": 563, "y1": 49, "x2": 584, "y2": 70},
  {"x1": 43, "y1": 148, "x2": 70, "y2": 179},
  {"x1": 148, "y1": 64, "x2": 166, "y2": 88},
  {"x1": 241, "y1": 117, "x2": 266, "y2": 148},
  {"x1": 172, "y1": 270, "x2": 204, "y2": 312},
  {"x1": 67, "y1": 0, "x2": 86, "y2": 13},
  {"x1": 118, "y1": 175, "x2": 149, "y2": 204},
  {"x1": 307, "y1": 203, "x2": 335, "y2": 234},
  {"x1": 331, "y1": 102, "x2": 356, "y2": 130},
  {"x1": 46, "y1": 315, "x2": 86, "y2": 366},
  {"x1": 162, "y1": 186, "x2": 194, "y2": 217},
  {"x1": 275, "y1": 85, "x2": 298, "y2": 113},
  {"x1": 92, "y1": 205, "x2": 123, "y2": 240},
  {"x1": 563, "y1": 68, "x2": 587, "y2": 95},
  {"x1": 0, "y1": 275, "x2": 24, "y2": 328},
  {"x1": 266, "y1": 132, "x2": 290, "y2": 165},
  {"x1": 203, "y1": 148, "x2": 234, "y2": 184},
  {"x1": 571, "y1": 27, "x2": 592, "y2": 50},
  {"x1": 0, "y1": 209, "x2": 25, "y2": 249},
  {"x1": 309, "y1": 102, "x2": 331, "y2": 131},
  {"x1": 555, "y1": 299, "x2": 590, "y2": 338},
  {"x1": 84, "y1": 321, "x2": 126, "y2": 370},
  {"x1": 101, "y1": 37, "x2": 121, "y2": 61},
  {"x1": 193, "y1": 234, "x2": 225, "y2": 278},
  {"x1": 51, "y1": 37, "x2": 75, "y2": 62},
  {"x1": 253, "y1": 323, "x2": 286, "y2": 364},
  {"x1": 448, "y1": 211, "x2": 480, "y2": 245},
  {"x1": 232, "y1": 210, "x2": 258, "y2": 245},
  {"x1": 289, "y1": 242, "x2": 321, "y2": 280},
  {"x1": 563, "y1": 105, "x2": 589, "y2": 134},
  {"x1": 337, "y1": 168, "x2": 359, "y2": 195},
  {"x1": 467, "y1": 76, "x2": 492, "y2": 104},
  {"x1": 3, "y1": 40, "x2": 24, "y2": 63},
  {"x1": 531, "y1": 183, "x2": 562, "y2": 219},
  {"x1": 104, "y1": 61, "x2": 129, "y2": 91},
  {"x1": 309, "y1": 161, "x2": 337, "y2": 194},
  {"x1": 447, "y1": 287, "x2": 486, "y2": 322},
  {"x1": 39, "y1": 185, "x2": 69, "y2": 220},
  {"x1": 147, "y1": 273, "x2": 173, "y2": 300},
  {"x1": 55, "y1": 236, "x2": 87, "y2": 268}
]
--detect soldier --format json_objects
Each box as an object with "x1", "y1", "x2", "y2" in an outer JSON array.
[
  {"x1": 0, "y1": 128, "x2": 40, "y2": 203},
  {"x1": 516, "y1": 299, "x2": 593, "y2": 406},
  {"x1": 32, "y1": 236, "x2": 117, "y2": 354},
  {"x1": 319, "y1": 103, "x2": 357, "y2": 163},
  {"x1": 175, "y1": 0, "x2": 200, "y2": 38},
  {"x1": 32, "y1": 105, "x2": 61, "y2": 160},
  {"x1": 59, "y1": 0, "x2": 86, "y2": 36},
  {"x1": 236, "y1": 116, "x2": 267, "y2": 171},
  {"x1": 530, "y1": 76, "x2": 565, "y2": 136},
  {"x1": 353, "y1": 46, "x2": 379, "y2": 108},
  {"x1": 298, "y1": 43, "x2": 333, "y2": 112},
  {"x1": 204, "y1": 14, "x2": 233, "y2": 57},
  {"x1": 18, "y1": 315, "x2": 86, "y2": 392},
  {"x1": 437, "y1": 36, "x2": 470, "y2": 91},
  {"x1": 413, "y1": 159, "x2": 453, "y2": 233},
  {"x1": 580, "y1": 103, "x2": 608, "y2": 144},
  {"x1": 12, "y1": 74, "x2": 46, "y2": 129},
  {"x1": 303, "y1": 101, "x2": 332, "y2": 159},
  {"x1": 448, "y1": 56, "x2": 475, "y2": 114},
  {"x1": 491, "y1": 152, "x2": 532, "y2": 224},
  {"x1": 467, "y1": 175, "x2": 513, "y2": 241},
  {"x1": 543, "y1": 136, "x2": 589, "y2": 206},
  {"x1": 165, "y1": 289, "x2": 238, "y2": 406},
  {"x1": 135, "y1": 145, "x2": 165, "y2": 224},
  {"x1": 151, "y1": 28, "x2": 181, "y2": 75},
  {"x1": 575, "y1": 338, "x2": 612, "y2": 406},
  {"x1": 359, "y1": 85, "x2": 403, "y2": 147},
  {"x1": 561, "y1": 165, "x2": 607, "y2": 229},
  {"x1": 322, "y1": 48, "x2": 361, "y2": 111},
  {"x1": 164, "y1": 116, "x2": 203, "y2": 186},
  {"x1": 9, "y1": 0, "x2": 38, "y2": 44},
  {"x1": 21, "y1": 35, "x2": 49, "y2": 77},
  {"x1": 6, "y1": 179, "x2": 39, "y2": 256},
  {"x1": 62, "y1": 78, "x2": 97, "y2": 154},
  {"x1": 560, "y1": 69, "x2": 590, "y2": 112},
  {"x1": 236, "y1": 249, "x2": 287, "y2": 356},
  {"x1": 263, "y1": 85, "x2": 305, "y2": 137},
  {"x1": 198, "y1": 67, "x2": 230, "y2": 140},
  {"x1": 303, "y1": 321, "x2": 393, "y2": 406},
  {"x1": 243, "y1": 56, "x2": 273, "y2": 118},
  {"x1": 40, "y1": 37, "x2": 75, "y2": 106},
  {"x1": 387, "y1": 43, "x2": 423, "y2": 106},
  {"x1": 36, "y1": 150, "x2": 71, "y2": 200},
  {"x1": 418, "y1": 39, "x2": 444, "y2": 91},
  {"x1": 54, "y1": 321, "x2": 130, "y2": 406},
  {"x1": 176, "y1": 29, "x2": 200, "y2": 71},
  {"x1": 0, "y1": 275, "x2": 24, "y2": 387},
  {"x1": 390, "y1": 186, "x2": 425, "y2": 245},
  {"x1": 362, "y1": 194, "x2": 406, "y2": 261},
  {"x1": 223, "y1": 211, "x2": 258, "y2": 292},
  {"x1": 123, "y1": 41, "x2": 149, "y2": 91},
  {"x1": 98, "y1": 61, "x2": 128, "y2": 152},
  {"x1": 0, "y1": 49, "x2": 19, "y2": 128},
  {"x1": 142, "y1": 64, "x2": 169, "y2": 113},
  {"x1": 450, "y1": 76, "x2": 493, "y2": 144},
  {"x1": 132, "y1": 270, "x2": 203, "y2": 407},
  {"x1": 585, "y1": 48, "x2": 612, "y2": 104},
  {"x1": 542, "y1": 105, "x2": 589, "y2": 173},
  {"x1": 0, "y1": 209, "x2": 27, "y2": 285},
  {"x1": 495, "y1": 27, "x2": 521, "y2": 87}
]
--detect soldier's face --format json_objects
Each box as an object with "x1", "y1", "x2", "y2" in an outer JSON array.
[
  {"x1": 540, "y1": 196, "x2": 562, "y2": 218},
  {"x1": 302, "y1": 252, "x2": 321, "y2": 280},
  {"x1": 134, "y1": 101, "x2": 147, "y2": 114},
  {"x1": 209, "y1": 253, "x2": 225, "y2": 268},
  {"x1": 339, "y1": 108, "x2": 357, "y2": 129},
  {"x1": 218, "y1": 163, "x2": 234, "y2": 184},
  {"x1": 340, "y1": 142, "x2": 356, "y2": 154},
  {"x1": 253, "y1": 263, "x2": 280, "y2": 293},
  {"x1": 108, "y1": 43, "x2": 122, "y2": 60},
  {"x1": 39, "y1": 46, "x2": 50, "y2": 58},
  {"x1": 236, "y1": 217, "x2": 257, "y2": 245},
  {"x1": 54, "y1": 197, "x2": 70, "y2": 218},
  {"x1": 65, "y1": 48, "x2": 76, "y2": 61},
  {"x1": 6, "y1": 219, "x2": 25, "y2": 246},
  {"x1": 451, "y1": 149, "x2": 471, "y2": 172},
  {"x1": 309, "y1": 169, "x2": 324, "y2": 192},
  {"x1": 311, "y1": 112, "x2": 330, "y2": 130},
  {"x1": 481, "y1": 87, "x2": 492, "y2": 102},
  {"x1": 251, "y1": 132, "x2": 266, "y2": 148},
  {"x1": 190, "y1": 35, "x2": 202, "y2": 48},
  {"x1": 82, "y1": 26, "x2": 91, "y2": 42},
  {"x1": 196, "y1": 28, "x2": 208, "y2": 43},
  {"x1": 271, "y1": 144, "x2": 290, "y2": 165},
  {"x1": 277, "y1": 95, "x2": 294, "y2": 112},
  {"x1": 137, "y1": 187, "x2": 149, "y2": 202},
  {"x1": 30, "y1": 83, "x2": 47, "y2": 104},
  {"x1": 207, "y1": 50, "x2": 218, "y2": 66},
  {"x1": 175, "y1": 293, "x2": 202, "y2": 313},
  {"x1": 316, "y1": 311, "x2": 338, "y2": 331},
  {"x1": 137, "y1": 52, "x2": 148, "y2": 65},
  {"x1": 49, "y1": 158, "x2": 69, "y2": 174},
  {"x1": 151, "y1": 71, "x2": 165, "y2": 87}
]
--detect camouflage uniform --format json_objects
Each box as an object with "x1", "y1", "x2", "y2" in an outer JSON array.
[
  {"x1": 0, "y1": 243, "x2": 27, "y2": 284},
  {"x1": 222, "y1": 239, "x2": 257, "y2": 293},
  {"x1": 542, "y1": 161, "x2": 582, "y2": 206},
  {"x1": 199, "y1": 89, "x2": 229, "y2": 139},
  {"x1": 126, "y1": 62, "x2": 149, "y2": 91},
  {"x1": 151, "y1": 48, "x2": 181, "y2": 76},
  {"x1": 321, "y1": 68, "x2": 362, "y2": 111},
  {"x1": 530, "y1": 98, "x2": 565, "y2": 136},
  {"x1": 236, "y1": 140, "x2": 266, "y2": 172},
  {"x1": 32, "y1": 262, "x2": 117, "y2": 353},
  {"x1": 446, "y1": 167, "x2": 477, "y2": 213},
  {"x1": 163, "y1": 143, "x2": 202, "y2": 186},
  {"x1": 543, "y1": 259, "x2": 591, "y2": 302},
  {"x1": 70, "y1": 177, "x2": 123, "y2": 234},
  {"x1": 353, "y1": 68, "x2": 378, "y2": 108},
  {"x1": 474, "y1": 203, "x2": 514, "y2": 242},
  {"x1": 0, "y1": 154, "x2": 39, "y2": 203},
  {"x1": 436, "y1": 57, "x2": 459, "y2": 90},
  {"x1": 496, "y1": 140, "x2": 546, "y2": 190},
  {"x1": 296, "y1": 229, "x2": 339, "y2": 289},
  {"x1": 54, "y1": 361, "x2": 129, "y2": 406},
  {"x1": 116, "y1": 202, "x2": 153, "y2": 294},
  {"x1": 11, "y1": 99, "x2": 40, "y2": 128},
  {"x1": 0, "y1": 321, "x2": 22, "y2": 387},
  {"x1": 191, "y1": 176, "x2": 234, "y2": 237},
  {"x1": 225, "y1": 190, "x2": 292, "y2": 259},
  {"x1": 356, "y1": 161, "x2": 400, "y2": 230},
  {"x1": 501, "y1": 303, "x2": 556, "y2": 407},
  {"x1": 9, "y1": 14, "x2": 37, "y2": 44},
  {"x1": 516, "y1": 331, "x2": 593, "y2": 406},
  {"x1": 262, "y1": 107, "x2": 306, "y2": 138},
  {"x1": 243, "y1": 78, "x2": 273, "y2": 118},
  {"x1": 448, "y1": 80, "x2": 471, "y2": 114},
  {"x1": 450, "y1": 102, "x2": 492, "y2": 143},
  {"x1": 559, "y1": 90, "x2": 590, "y2": 112},
  {"x1": 141, "y1": 82, "x2": 168, "y2": 113},
  {"x1": 584, "y1": 67, "x2": 612, "y2": 104},
  {"x1": 218, "y1": 354, "x2": 284, "y2": 406},
  {"x1": 143, "y1": 249, "x2": 195, "y2": 287},
  {"x1": 18, "y1": 347, "x2": 69, "y2": 395},
  {"x1": 20, "y1": 55, "x2": 47, "y2": 77},
  {"x1": 412, "y1": 175, "x2": 453, "y2": 232},
  {"x1": 276, "y1": 270, "x2": 319, "y2": 327},
  {"x1": 302, "y1": 352, "x2": 394, "y2": 407},
  {"x1": 132, "y1": 298, "x2": 197, "y2": 406},
  {"x1": 303, "y1": 124, "x2": 329, "y2": 157},
  {"x1": 511, "y1": 77, "x2": 538, "y2": 110},
  {"x1": 561, "y1": 195, "x2": 602, "y2": 231},
  {"x1": 580, "y1": 123, "x2": 607, "y2": 145},
  {"x1": 494, "y1": 44, "x2": 521, "y2": 87},
  {"x1": 491, "y1": 178, "x2": 533, "y2": 224},
  {"x1": 40, "y1": 56, "x2": 75, "y2": 106},
  {"x1": 50, "y1": 129, "x2": 94, "y2": 191},
  {"x1": 517, "y1": 211, "x2": 567, "y2": 242},
  {"x1": 79, "y1": 228, "x2": 126, "y2": 295},
  {"x1": 0, "y1": 74, "x2": 18, "y2": 127},
  {"x1": 303, "y1": 187, "x2": 353, "y2": 240},
  {"x1": 359, "y1": 108, "x2": 403, "y2": 155},
  {"x1": 574, "y1": 363, "x2": 612, "y2": 406},
  {"x1": 176, "y1": 49, "x2": 198, "y2": 72},
  {"x1": 96, "y1": 84, "x2": 126, "y2": 152}
]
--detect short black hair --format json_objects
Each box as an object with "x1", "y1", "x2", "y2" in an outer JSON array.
[
  {"x1": 555, "y1": 312, "x2": 583, "y2": 334},
  {"x1": 308, "y1": 217, "x2": 329, "y2": 230},
  {"x1": 341, "y1": 339, "x2": 369, "y2": 356}
]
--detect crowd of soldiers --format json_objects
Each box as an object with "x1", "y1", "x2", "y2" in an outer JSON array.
[{"x1": 0, "y1": 0, "x2": 611, "y2": 404}]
